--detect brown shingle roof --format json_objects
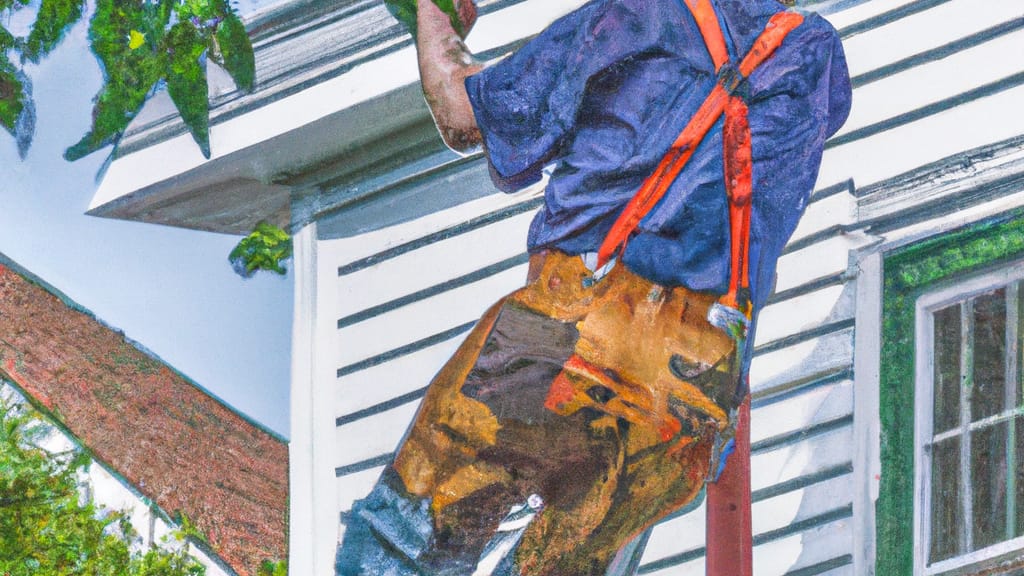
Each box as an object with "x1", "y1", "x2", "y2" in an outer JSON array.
[{"x1": 0, "y1": 261, "x2": 288, "y2": 576}]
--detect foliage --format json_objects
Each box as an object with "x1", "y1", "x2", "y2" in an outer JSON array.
[
  {"x1": 0, "y1": 0, "x2": 255, "y2": 160},
  {"x1": 384, "y1": 0, "x2": 472, "y2": 39},
  {"x1": 229, "y1": 221, "x2": 293, "y2": 278},
  {"x1": 0, "y1": 395, "x2": 206, "y2": 576},
  {"x1": 258, "y1": 559, "x2": 288, "y2": 576}
]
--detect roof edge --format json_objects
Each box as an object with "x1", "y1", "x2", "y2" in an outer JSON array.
[{"x1": 0, "y1": 251, "x2": 287, "y2": 444}]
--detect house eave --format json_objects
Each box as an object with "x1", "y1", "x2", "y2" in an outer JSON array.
[{"x1": 84, "y1": 0, "x2": 588, "y2": 234}]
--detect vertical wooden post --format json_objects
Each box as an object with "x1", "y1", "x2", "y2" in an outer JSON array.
[{"x1": 706, "y1": 396, "x2": 752, "y2": 576}]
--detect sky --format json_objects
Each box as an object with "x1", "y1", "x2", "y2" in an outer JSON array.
[{"x1": 0, "y1": 0, "x2": 293, "y2": 438}]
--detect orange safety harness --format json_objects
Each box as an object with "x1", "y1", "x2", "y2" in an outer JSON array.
[{"x1": 596, "y1": 1, "x2": 804, "y2": 316}]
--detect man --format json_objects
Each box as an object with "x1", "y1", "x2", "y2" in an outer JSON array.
[{"x1": 338, "y1": 0, "x2": 851, "y2": 574}]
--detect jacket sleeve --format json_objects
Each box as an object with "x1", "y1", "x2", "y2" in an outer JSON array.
[
  {"x1": 464, "y1": 0, "x2": 663, "y2": 192},
  {"x1": 743, "y1": 12, "x2": 853, "y2": 309}
]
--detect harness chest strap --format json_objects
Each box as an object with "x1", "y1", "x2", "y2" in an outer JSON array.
[{"x1": 595, "y1": 5, "x2": 804, "y2": 312}]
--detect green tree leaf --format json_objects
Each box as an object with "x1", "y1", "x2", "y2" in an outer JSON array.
[
  {"x1": 258, "y1": 559, "x2": 288, "y2": 576},
  {"x1": 64, "y1": 0, "x2": 172, "y2": 161},
  {"x1": 0, "y1": 58, "x2": 25, "y2": 133},
  {"x1": 0, "y1": 60, "x2": 34, "y2": 157},
  {"x1": 229, "y1": 222, "x2": 293, "y2": 278},
  {"x1": 22, "y1": 0, "x2": 87, "y2": 62},
  {"x1": 165, "y1": 21, "x2": 211, "y2": 158},
  {"x1": 0, "y1": 395, "x2": 206, "y2": 575},
  {"x1": 212, "y1": 12, "x2": 254, "y2": 92}
]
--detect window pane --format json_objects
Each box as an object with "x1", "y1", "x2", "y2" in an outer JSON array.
[
  {"x1": 972, "y1": 422, "x2": 1009, "y2": 551},
  {"x1": 934, "y1": 304, "x2": 962, "y2": 433},
  {"x1": 972, "y1": 289, "x2": 1007, "y2": 421},
  {"x1": 931, "y1": 437, "x2": 962, "y2": 562}
]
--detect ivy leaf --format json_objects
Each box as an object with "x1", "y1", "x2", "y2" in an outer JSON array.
[
  {"x1": 65, "y1": 0, "x2": 171, "y2": 161},
  {"x1": 431, "y1": 0, "x2": 473, "y2": 37},
  {"x1": 0, "y1": 60, "x2": 34, "y2": 158},
  {"x1": 383, "y1": 0, "x2": 417, "y2": 37},
  {"x1": 229, "y1": 222, "x2": 292, "y2": 278},
  {"x1": 211, "y1": 12, "x2": 254, "y2": 92},
  {"x1": 165, "y1": 21, "x2": 210, "y2": 158},
  {"x1": 22, "y1": 0, "x2": 87, "y2": 63},
  {"x1": 383, "y1": 0, "x2": 474, "y2": 38}
]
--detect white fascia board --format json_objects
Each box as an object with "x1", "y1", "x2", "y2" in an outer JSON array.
[{"x1": 87, "y1": 0, "x2": 586, "y2": 235}]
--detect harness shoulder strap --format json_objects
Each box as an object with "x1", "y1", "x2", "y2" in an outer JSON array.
[{"x1": 596, "y1": 6, "x2": 803, "y2": 313}]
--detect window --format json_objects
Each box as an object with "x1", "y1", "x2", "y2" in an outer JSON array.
[
  {"x1": 917, "y1": 273, "x2": 1024, "y2": 575},
  {"x1": 877, "y1": 213, "x2": 1024, "y2": 576}
]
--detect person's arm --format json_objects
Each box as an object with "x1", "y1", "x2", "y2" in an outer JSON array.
[{"x1": 415, "y1": 0, "x2": 484, "y2": 154}]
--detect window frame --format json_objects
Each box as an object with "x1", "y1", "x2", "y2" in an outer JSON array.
[
  {"x1": 876, "y1": 211, "x2": 1024, "y2": 576},
  {"x1": 914, "y1": 267, "x2": 1024, "y2": 576}
]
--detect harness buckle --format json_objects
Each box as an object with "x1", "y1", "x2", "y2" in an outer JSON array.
[{"x1": 716, "y1": 62, "x2": 749, "y2": 98}]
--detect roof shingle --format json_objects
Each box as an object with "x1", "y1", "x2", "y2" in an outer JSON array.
[{"x1": 0, "y1": 261, "x2": 288, "y2": 576}]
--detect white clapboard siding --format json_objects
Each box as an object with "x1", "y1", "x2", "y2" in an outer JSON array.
[
  {"x1": 840, "y1": 31, "x2": 1024, "y2": 139},
  {"x1": 788, "y1": 186, "x2": 856, "y2": 245},
  {"x1": 335, "y1": 211, "x2": 534, "y2": 317},
  {"x1": 336, "y1": 266, "x2": 527, "y2": 368},
  {"x1": 755, "y1": 284, "x2": 853, "y2": 346},
  {"x1": 336, "y1": 334, "x2": 463, "y2": 417},
  {"x1": 819, "y1": 85, "x2": 1024, "y2": 190},
  {"x1": 838, "y1": 0, "x2": 1021, "y2": 79}
]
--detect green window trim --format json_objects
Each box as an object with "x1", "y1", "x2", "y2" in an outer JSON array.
[{"x1": 878, "y1": 209, "x2": 1024, "y2": 575}]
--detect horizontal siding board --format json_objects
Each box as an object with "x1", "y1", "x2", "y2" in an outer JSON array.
[
  {"x1": 827, "y1": 0, "x2": 935, "y2": 33},
  {"x1": 803, "y1": 562, "x2": 854, "y2": 576},
  {"x1": 751, "y1": 474, "x2": 853, "y2": 537},
  {"x1": 326, "y1": 187, "x2": 543, "y2": 270},
  {"x1": 816, "y1": 83, "x2": 1024, "y2": 189},
  {"x1": 750, "y1": 328, "x2": 854, "y2": 395},
  {"x1": 641, "y1": 500, "x2": 708, "y2": 568},
  {"x1": 838, "y1": 28, "x2": 1024, "y2": 139},
  {"x1": 838, "y1": 0, "x2": 1020, "y2": 79},
  {"x1": 750, "y1": 378, "x2": 854, "y2": 447},
  {"x1": 773, "y1": 235, "x2": 861, "y2": 294},
  {"x1": 753, "y1": 515, "x2": 853, "y2": 576},
  {"x1": 336, "y1": 265, "x2": 526, "y2": 367},
  {"x1": 335, "y1": 332, "x2": 461, "y2": 416},
  {"x1": 639, "y1": 509, "x2": 853, "y2": 575},
  {"x1": 336, "y1": 212, "x2": 534, "y2": 317},
  {"x1": 788, "y1": 191, "x2": 856, "y2": 246},
  {"x1": 755, "y1": 284, "x2": 853, "y2": 346},
  {"x1": 337, "y1": 253, "x2": 530, "y2": 329},
  {"x1": 850, "y1": 18, "x2": 1024, "y2": 90},
  {"x1": 335, "y1": 402, "x2": 418, "y2": 466},
  {"x1": 827, "y1": 72, "x2": 1024, "y2": 151},
  {"x1": 750, "y1": 420, "x2": 853, "y2": 494},
  {"x1": 336, "y1": 465, "x2": 386, "y2": 520},
  {"x1": 638, "y1": 555, "x2": 704, "y2": 576},
  {"x1": 835, "y1": 0, "x2": 952, "y2": 38},
  {"x1": 641, "y1": 472, "x2": 852, "y2": 574}
]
